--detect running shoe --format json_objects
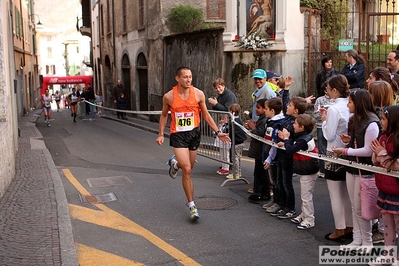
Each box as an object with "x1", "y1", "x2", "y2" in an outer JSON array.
[
  {"x1": 291, "y1": 216, "x2": 304, "y2": 224},
  {"x1": 167, "y1": 155, "x2": 179, "y2": 179},
  {"x1": 216, "y1": 169, "x2": 229, "y2": 175},
  {"x1": 190, "y1": 206, "x2": 200, "y2": 221},
  {"x1": 297, "y1": 221, "x2": 314, "y2": 230}
]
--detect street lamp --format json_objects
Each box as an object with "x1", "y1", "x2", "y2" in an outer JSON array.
[{"x1": 30, "y1": 14, "x2": 42, "y2": 25}]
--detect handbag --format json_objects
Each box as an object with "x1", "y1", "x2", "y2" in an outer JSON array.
[
  {"x1": 359, "y1": 172, "x2": 380, "y2": 220},
  {"x1": 356, "y1": 149, "x2": 380, "y2": 220}
]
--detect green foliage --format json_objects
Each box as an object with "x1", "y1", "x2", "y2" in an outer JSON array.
[
  {"x1": 300, "y1": 0, "x2": 320, "y2": 9},
  {"x1": 301, "y1": 0, "x2": 349, "y2": 50},
  {"x1": 166, "y1": 5, "x2": 204, "y2": 34}
]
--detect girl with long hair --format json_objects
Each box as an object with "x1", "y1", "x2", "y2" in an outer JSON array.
[
  {"x1": 319, "y1": 74, "x2": 353, "y2": 242},
  {"x1": 333, "y1": 89, "x2": 380, "y2": 250}
]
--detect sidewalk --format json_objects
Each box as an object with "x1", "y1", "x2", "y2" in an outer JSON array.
[
  {"x1": 0, "y1": 109, "x2": 163, "y2": 266},
  {"x1": 0, "y1": 109, "x2": 77, "y2": 266}
]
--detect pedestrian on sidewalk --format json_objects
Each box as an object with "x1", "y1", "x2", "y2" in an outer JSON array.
[
  {"x1": 116, "y1": 93, "x2": 128, "y2": 120},
  {"x1": 113, "y1": 79, "x2": 125, "y2": 116},
  {"x1": 85, "y1": 83, "x2": 96, "y2": 121},
  {"x1": 95, "y1": 90, "x2": 103, "y2": 114},
  {"x1": 155, "y1": 66, "x2": 230, "y2": 221}
]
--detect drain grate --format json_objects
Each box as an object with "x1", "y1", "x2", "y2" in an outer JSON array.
[
  {"x1": 195, "y1": 196, "x2": 237, "y2": 210},
  {"x1": 79, "y1": 192, "x2": 117, "y2": 204},
  {"x1": 87, "y1": 176, "x2": 132, "y2": 187}
]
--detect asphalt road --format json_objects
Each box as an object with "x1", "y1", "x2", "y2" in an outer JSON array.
[{"x1": 37, "y1": 109, "x2": 353, "y2": 266}]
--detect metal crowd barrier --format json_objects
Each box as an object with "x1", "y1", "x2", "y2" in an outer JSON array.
[
  {"x1": 199, "y1": 110, "x2": 250, "y2": 186},
  {"x1": 83, "y1": 100, "x2": 399, "y2": 183}
]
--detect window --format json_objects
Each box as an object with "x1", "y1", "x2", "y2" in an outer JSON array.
[
  {"x1": 139, "y1": 0, "x2": 144, "y2": 28},
  {"x1": 122, "y1": 0, "x2": 127, "y2": 32},
  {"x1": 47, "y1": 47, "x2": 52, "y2": 58},
  {"x1": 100, "y1": 5, "x2": 104, "y2": 36},
  {"x1": 14, "y1": 7, "x2": 22, "y2": 38},
  {"x1": 46, "y1": 65, "x2": 56, "y2": 75},
  {"x1": 207, "y1": 0, "x2": 225, "y2": 20},
  {"x1": 107, "y1": 0, "x2": 110, "y2": 33}
]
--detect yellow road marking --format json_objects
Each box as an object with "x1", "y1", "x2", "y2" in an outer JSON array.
[
  {"x1": 76, "y1": 243, "x2": 144, "y2": 266},
  {"x1": 62, "y1": 168, "x2": 200, "y2": 266}
]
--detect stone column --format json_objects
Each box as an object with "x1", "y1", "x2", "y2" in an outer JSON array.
[{"x1": 223, "y1": 0, "x2": 238, "y2": 46}]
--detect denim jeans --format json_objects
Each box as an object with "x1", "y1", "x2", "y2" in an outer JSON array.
[
  {"x1": 253, "y1": 158, "x2": 270, "y2": 197},
  {"x1": 317, "y1": 128, "x2": 327, "y2": 173},
  {"x1": 277, "y1": 154, "x2": 295, "y2": 211},
  {"x1": 89, "y1": 100, "x2": 95, "y2": 119},
  {"x1": 269, "y1": 163, "x2": 281, "y2": 205}
]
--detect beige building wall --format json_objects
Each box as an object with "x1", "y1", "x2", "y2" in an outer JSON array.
[{"x1": 0, "y1": 0, "x2": 18, "y2": 199}]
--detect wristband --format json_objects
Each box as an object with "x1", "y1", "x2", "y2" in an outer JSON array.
[{"x1": 215, "y1": 130, "x2": 221, "y2": 135}]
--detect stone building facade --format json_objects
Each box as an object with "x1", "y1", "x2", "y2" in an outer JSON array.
[
  {"x1": 0, "y1": 1, "x2": 18, "y2": 198},
  {"x1": 88, "y1": 0, "x2": 305, "y2": 114}
]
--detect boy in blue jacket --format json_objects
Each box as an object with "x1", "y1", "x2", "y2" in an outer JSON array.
[
  {"x1": 270, "y1": 96, "x2": 308, "y2": 219},
  {"x1": 278, "y1": 114, "x2": 319, "y2": 229}
]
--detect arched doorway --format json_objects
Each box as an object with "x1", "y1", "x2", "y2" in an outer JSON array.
[
  {"x1": 121, "y1": 54, "x2": 131, "y2": 110},
  {"x1": 136, "y1": 53, "x2": 148, "y2": 111}
]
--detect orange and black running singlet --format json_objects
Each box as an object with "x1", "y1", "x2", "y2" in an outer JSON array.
[{"x1": 169, "y1": 85, "x2": 201, "y2": 134}]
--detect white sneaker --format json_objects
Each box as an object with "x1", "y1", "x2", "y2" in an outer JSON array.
[
  {"x1": 190, "y1": 206, "x2": 200, "y2": 221},
  {"x1": 291, "y1": 216, "x2": 304, "y2": 224},
  {"x1": 167, "y1": 155, "x2": 178, "y2": 179},
  {"x1": 297, "y1": 221, "x2": 314, "y2": 229}
]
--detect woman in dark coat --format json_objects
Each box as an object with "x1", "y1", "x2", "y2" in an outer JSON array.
[{"x1": 316, "y1": 55, "x2": 339, "y2": 97}]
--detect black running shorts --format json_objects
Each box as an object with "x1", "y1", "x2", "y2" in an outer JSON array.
[{"x1": 169, "y1": 127, "x2": 201, "y2": 150}]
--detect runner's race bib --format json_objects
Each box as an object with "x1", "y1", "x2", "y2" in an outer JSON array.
[{"x1": 175, "y1": 112, "x2": 195, "y2": 132}]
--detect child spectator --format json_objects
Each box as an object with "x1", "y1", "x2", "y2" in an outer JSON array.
[
  {"x1": 117, "y1": 93, "x2": 128, "y2": 120},
  {"x1": 371, "y1": 105, "x2": 399, "y2": 256},
  {"x1": 270, "y1": 96, "x2": 308, "y2": 219},
  {"x1": 313, "y1": 81, "x2": 335, "y2": 178},
  {"x1": 95, "y1": 90, "x2": 103, "y2": 114},
  {"x1": 214, "y1": 114, "x2": 231, "y2": 175},
  {"x1": 261, "y1": 97, "x2": 285, "y2": 212},
  {"x1": 278, "y1": 114, "x2": 319, "y2": 229},
  {"x1": 245, "y1": 98, "x2": 270, "y2": 203},
  {"x1": 226, "y1": 104, "x2": 247, "y2": 179}
]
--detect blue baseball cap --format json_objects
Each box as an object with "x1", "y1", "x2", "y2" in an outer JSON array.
[
  {"x1": 252, "y1": 69, "x2": 267, "y2": 79},
  {"x1": 266, "y1": 71, "x2": 282, "y2": 80}
]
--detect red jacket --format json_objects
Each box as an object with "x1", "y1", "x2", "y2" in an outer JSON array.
[{"x1": 373, "y1": 134, "x2": 399, "y2": 196}]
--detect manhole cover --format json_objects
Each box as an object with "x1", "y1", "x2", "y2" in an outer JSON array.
[
  {"x1": 79, "y1": 192, "x2": 117, "y2": 204},
  {"x1": 195, "y1": 196, "x2": 237, "y2": 210},
  {"x1": 87, "y1": 176, "x2": 132, "y2": 187}
]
